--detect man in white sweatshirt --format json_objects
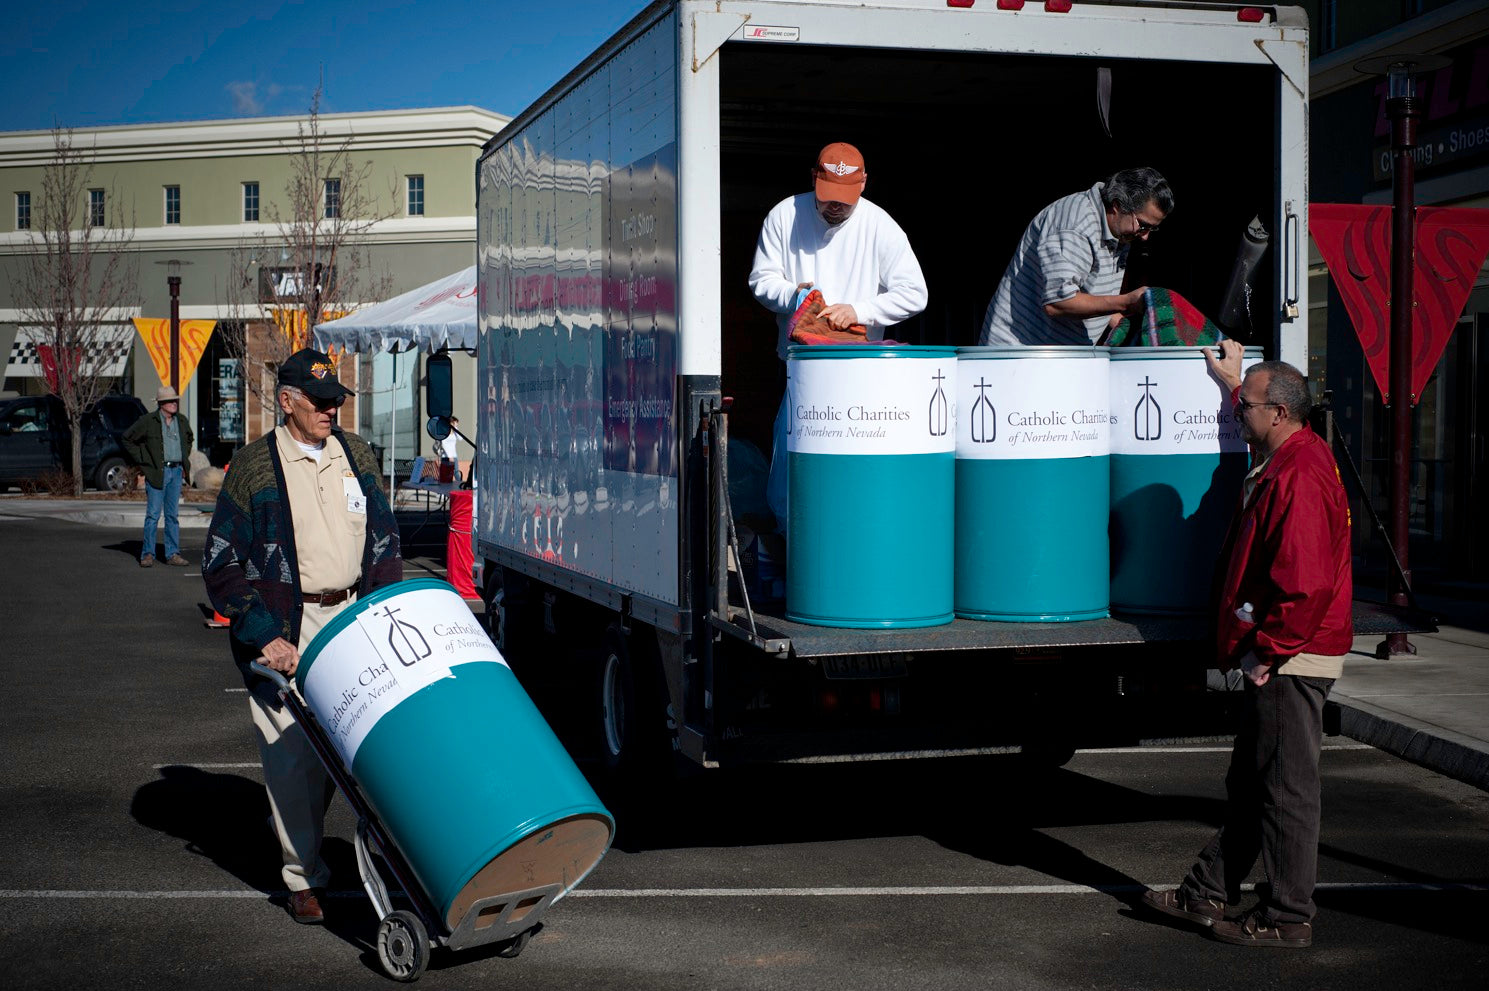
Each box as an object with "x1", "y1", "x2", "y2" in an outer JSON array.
[
  {"x1": 749, "y1": 141, "x2": 929, "y2": 359},
  {"x1": 748, "y1": 142, "x2": 929, "y2": 531}
]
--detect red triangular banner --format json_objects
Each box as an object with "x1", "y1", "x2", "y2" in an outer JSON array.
[
  {"x1": 1309, "y1": 204, "x2": 1392, "y2": 400},
  {"x1": 1414, "y1": 208, "x2": 1489, "y2": 401},
  {"x1": 1311, "y1": 204, "x2": 1489, "y2": 405}
]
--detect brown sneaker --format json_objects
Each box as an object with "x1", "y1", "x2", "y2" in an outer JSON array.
[
  {"x1": 165, "y1": 554, "x2": 190, "y2": 566},
  {"x1": 1141, "y1": 887, "x2": 1225, "y2": 928},
  {"x1": 1210, "y1": 909, "x2": 1312, "y2": 948},
  {"x1": 287, "y1": 887, "x2": 326, "y2": 925},
  {"x1": 139, "y1": 554, "x2": 155, "y2": 568}
]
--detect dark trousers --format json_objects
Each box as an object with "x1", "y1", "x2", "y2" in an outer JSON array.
[{"x1": 1180, "y1": 673, "x2": 1334, "y2": 925}]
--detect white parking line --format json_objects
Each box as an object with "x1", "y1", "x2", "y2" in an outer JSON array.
[
  {"x1": 3, "y1": 881, "x2": 1484, "y2": 900},
  {"x1": 1075, "y1": 743, "x2": 1373, "y2": 754},
  {"x1": 150, "y1": 763, "x2": 261, "y2": 769}
]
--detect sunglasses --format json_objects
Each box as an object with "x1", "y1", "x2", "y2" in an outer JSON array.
[
  {"x1": 300, "y1": 393, "x2": 347, "y2": 412},
  {"x1": 1233, "y1": 398, "x2": 1281, "y2": 413}
]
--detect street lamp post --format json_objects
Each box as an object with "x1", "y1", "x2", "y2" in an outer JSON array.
[
  {"x1": 168, "y1": 264, "x2": 181, "y2": 393},
  {"x1": 1356, "y1": 53, "x2": 1447, "y2": 656},
  {"x1": 155, "y1": 258, "x2": 192, "y2": 394}
]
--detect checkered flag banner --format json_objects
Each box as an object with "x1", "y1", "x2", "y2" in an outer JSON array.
[{"x1": 5, "y1": 325, "x2": 133, "y2": 380}]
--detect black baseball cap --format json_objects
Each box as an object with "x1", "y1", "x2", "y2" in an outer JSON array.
[{"x1": 278, "y1": 349, "x2": 353, "y2": 401}]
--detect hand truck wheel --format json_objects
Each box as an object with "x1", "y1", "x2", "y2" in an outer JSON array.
[
  {"x1": 496, "y1": 922, "x2": 542, "y2": 958},
  {"x1": 377, "y1": 909, "x2": 429, "y2": 982}
]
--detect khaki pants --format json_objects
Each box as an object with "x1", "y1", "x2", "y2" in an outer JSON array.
[{"x1": 248, "y1": 595, "x2": 355, "y2": 893}]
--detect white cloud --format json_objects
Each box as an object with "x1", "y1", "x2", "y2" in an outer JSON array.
[{"x1": 226, "y1": 81, "x2": 261, "y2": 115}]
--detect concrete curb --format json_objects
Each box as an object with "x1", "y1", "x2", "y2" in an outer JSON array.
[{"x1": 1329, "y1": 692, "x2": 1489, "y2": 792}]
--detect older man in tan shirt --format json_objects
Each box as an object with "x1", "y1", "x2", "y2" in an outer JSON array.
[{"x1": 203, "y1": 348, "x2": 402, "y2": 926}]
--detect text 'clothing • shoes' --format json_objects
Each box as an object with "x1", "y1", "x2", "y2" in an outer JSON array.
[
  {"x1": 287, "y1": 888, "x2": 326, "y2": 925},
  {"x1": 165, "y1": 554, "x2": 190, "y2": 566},
  {"x1": 1140, "y1": 887, "x2": 1225, "y2": 928},
  {"x1": 1209, "y1": 909, "x2": 1312, "y2": 948},
  {"x1": 139, "y1": 554, "x2": 154, "y2": 568}
]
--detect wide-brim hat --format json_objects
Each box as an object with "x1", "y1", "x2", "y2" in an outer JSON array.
[
  {"x1": 813, "y1": 142, "x2": 866, "y2": 205},
  {"x1": 155, "y1": 386, "x2": 180, "y2": 404},
  {"x1": 278, "y1": 348, "x2": 353, "y2": 401}
]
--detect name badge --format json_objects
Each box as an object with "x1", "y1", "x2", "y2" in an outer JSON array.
[{"x1": 343, "y1": 474, "x2": 366, "y2": 515}]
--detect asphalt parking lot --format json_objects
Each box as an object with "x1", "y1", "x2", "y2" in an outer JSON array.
[{"x1": 2, "y1": 515, "x2": 1485, "y2": 990}]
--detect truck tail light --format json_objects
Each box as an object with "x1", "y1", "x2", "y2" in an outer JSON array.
[{"x1": 1238, "y1": 7, "x2": 1267, "y2": 22}]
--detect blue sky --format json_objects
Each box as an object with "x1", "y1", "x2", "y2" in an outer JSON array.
[{"x1": 1, "y1": 0, "x2": 646, "y2": 131}]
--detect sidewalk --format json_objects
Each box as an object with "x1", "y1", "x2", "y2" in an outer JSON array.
[
  {"x1": 1332, "y1": 625, "x2": 1489, "y2": 791},
  {"x1": 5, "y1": 493, "x2": 1486, "y2": 791}
]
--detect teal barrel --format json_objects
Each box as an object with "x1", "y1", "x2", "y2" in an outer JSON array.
[
  {"x1": 297, "y1": 578, "x2": 613, "y2": 931},
  {"x1": 786, "y1": 345, "x2": 957, "y2": 628},
  {"x1": 1108, "y1": 346, "x2": 1261, "y2": 614},
  {"x1": 955, "y1": 346, "x2": 1110, "y2": 621}
]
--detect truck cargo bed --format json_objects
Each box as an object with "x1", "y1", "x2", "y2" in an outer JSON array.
[{"x1": 714, "y1": 600, "x2": 1435, "y2": 660}]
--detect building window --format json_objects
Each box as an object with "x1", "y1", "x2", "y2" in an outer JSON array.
[
  {"x1": 89, "y1": 188, "x2": 105, "y2": 227},
  {"x1": 243, "y1": 181, "x2": 259, "y2": 222},
  {"x1": 407, "y1": 174, "x2": 424, "y2": 217},
  {"x1": 324, "y1": 178, "x2": 341, "y2": 219},
  {"x1": 15, "y1": 191, "x2": 30, "y2": 230},
  {"x1": 164, "y1": 185, "x2": 181, "y2": 225}
]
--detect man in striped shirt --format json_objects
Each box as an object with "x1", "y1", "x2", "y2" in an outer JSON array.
[{"x1": 979, "y1": 167, "x2": 1172, "y2": 346}]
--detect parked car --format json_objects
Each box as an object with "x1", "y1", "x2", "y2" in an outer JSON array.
[{"x1": 0, "y1": 393, "x2": 149, "y2": 493}]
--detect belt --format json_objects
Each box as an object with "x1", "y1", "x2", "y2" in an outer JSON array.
[
  {"x1": 162, "y1": 461, "x2": 182, "y2": 468},
  {"x1": 302, "y1": 582, "x2": 358, "y2": 607}
]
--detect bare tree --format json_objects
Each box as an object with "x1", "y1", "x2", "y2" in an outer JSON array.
[
  {"x1": 7, "y1": 127, "x2": 139, "y2": 495},
  {"x1": 220, "y1": 89, "x2": 394, "y2": 421}
]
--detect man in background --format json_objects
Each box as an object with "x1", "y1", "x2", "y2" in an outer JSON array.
[
  {"x1": 124, "y1": 385, "x2": 194, "y2": 567},
  {"x1": 980, "y1": 167, "x2": 1171, "y2": 346},
  {"x1": 748, "y1": 141, "x2": 929, "y2": 529}
]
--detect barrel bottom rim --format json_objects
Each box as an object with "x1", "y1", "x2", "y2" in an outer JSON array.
[
  {"x1": 784, "y1": 611, "x2": 954, "y2": 630},
  {"x1": 433, "y1": 807, "x2": 615, "y2": 925}
]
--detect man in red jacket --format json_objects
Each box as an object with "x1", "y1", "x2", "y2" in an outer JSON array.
[{"x1": 1142, "y1": 341, "x2": 1352, "y2": 948}]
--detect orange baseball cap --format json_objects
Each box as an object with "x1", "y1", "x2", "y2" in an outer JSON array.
[{"x1": 813, "y1": 142, "x2": 866, "y2": 205}]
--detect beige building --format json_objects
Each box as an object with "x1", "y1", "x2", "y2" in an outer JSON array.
[{"x1": 0, "y1": 106, "x2": 506, "y2": 471}]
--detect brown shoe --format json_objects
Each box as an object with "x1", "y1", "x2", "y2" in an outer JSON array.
[
  {"x1": 139, "y1": 554, "x2": 155, "y2": 568},
  {"x1": 1210, "y1": 909, "x2": 1312, "y2": 948},
  {"x1": 165, "y1": 554, "x2": 190, "y2": 566},
  {"x1": 287, "y1": 887, "x2": 326, "y2": 925},
  {"x1": 1141, "y1": 887, "x2": 1225, "y2": 928}
]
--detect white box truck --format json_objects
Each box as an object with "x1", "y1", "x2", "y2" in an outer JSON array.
[{"x1": 464, "y1": 0, "x2": 1394, "y2": 773}]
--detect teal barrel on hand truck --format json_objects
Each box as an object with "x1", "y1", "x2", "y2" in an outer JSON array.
[
  {"x1": 786, "y1": 345, "x2": 957, "y2": 628},
  {"x1": 297, "y1": 577, "x2": 613, "y2": 931},
  {"x1": 954, "y1": 346, "x2": 1110, "y2": 621},
  {"x1": 1108, "y1": 346, "x2": 1261, "y2": 614}
]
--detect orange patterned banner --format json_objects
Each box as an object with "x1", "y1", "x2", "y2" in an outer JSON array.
[{"x1": 133, "y1": 318, "x2": 216, "y2": 389}]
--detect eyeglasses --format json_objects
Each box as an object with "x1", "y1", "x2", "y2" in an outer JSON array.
[
  {"x1": 1234, "y1": 398, "x2": 1281, "y2": 414},
  {"x1": 300, "y1": 393, "x2": 347, "y2": 412},
  {"x1": 1130, "y1": 215, "x2": 1162, "y2": 235}
]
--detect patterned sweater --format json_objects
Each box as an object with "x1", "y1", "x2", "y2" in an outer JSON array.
[{"x1": 202, "y1": 427, "x2": 401, "y2": 667}]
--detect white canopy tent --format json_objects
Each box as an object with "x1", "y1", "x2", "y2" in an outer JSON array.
[
  {"x1": 313, "y1": 265, "x2": 477, "y2": 354},
  {"x1": 312, "y1": 266, "x2": 477, "y2": 494}
]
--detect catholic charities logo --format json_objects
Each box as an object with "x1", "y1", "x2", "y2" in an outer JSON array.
[
  {"x1": 969, "y1": 376, "x2": 996, "y2": 443},
  {"x1": 1133, "y1": 376, "x2": 1161, "y2": 442},
  {"x1": 376, "y1": 604, "x2": 431, "y2": 666},
  {"x1": 928, "y1": 370, "x2": 948, "y2": 437}
]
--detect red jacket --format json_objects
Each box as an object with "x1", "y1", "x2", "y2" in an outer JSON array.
[{"x1": 1213, "y1": 425, "x2": 1353, "y2": 671}]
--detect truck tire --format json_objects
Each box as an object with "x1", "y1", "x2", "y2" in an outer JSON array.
[
  {"x1": 596, "y1": 624, "x2": 670, "y2": 782},
  {"x1": 94, "y1": 456, "x2": 131, "y2": 493}
]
